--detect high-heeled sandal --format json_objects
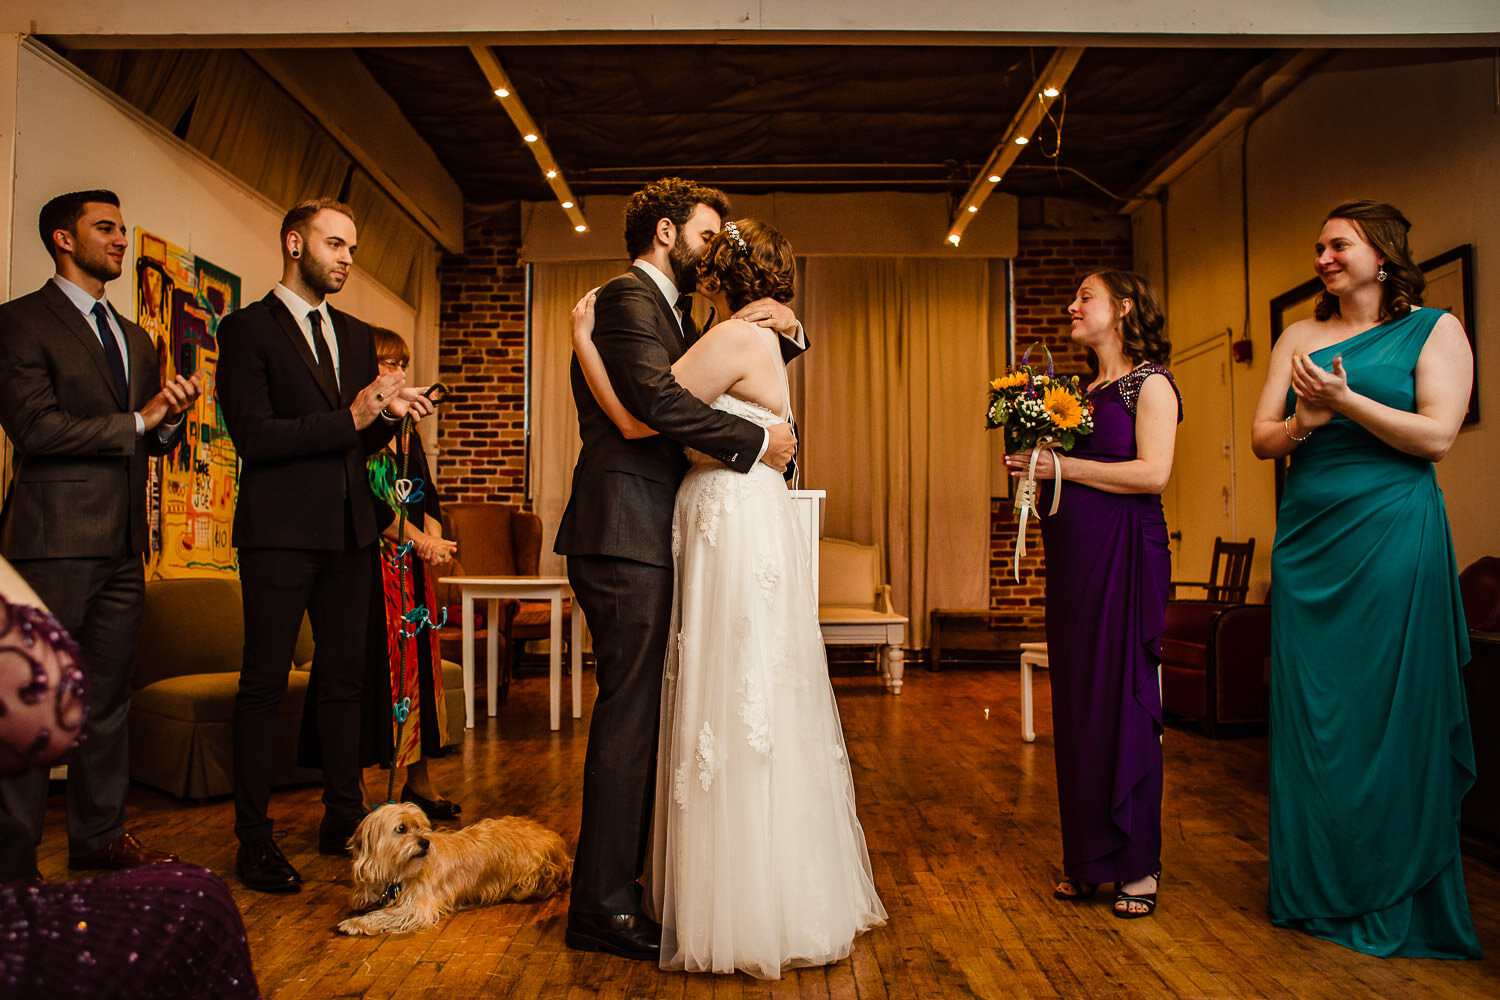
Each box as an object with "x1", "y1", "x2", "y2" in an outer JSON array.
[
  {"x1": 1053, "y1": 876, "x2": 1099, "y2": 901},
  {"x1": 401, "y1": 785, "x2": 462, "y2": 819},
  {"x1": 1112, "y1": 872, "x2": 1160, "y2": 919}
]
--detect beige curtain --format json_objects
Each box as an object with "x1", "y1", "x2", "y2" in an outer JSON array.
[
  {"x1": 796, "y1": 258, "x2": 992, "y2": 647},
  {"x1": 345, "y1": 171, "x2": 431, "y2": 306},
  {"x1": 183, "y1": 52, "x2": 351, "y2": 213},
  {"x1": 529, "y1": 261, "x2": 627, "y2": 575}
]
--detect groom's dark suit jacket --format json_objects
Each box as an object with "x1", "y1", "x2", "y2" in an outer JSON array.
[{"x1": 555, "y1": 265, "x2": 764, "y2": 565}]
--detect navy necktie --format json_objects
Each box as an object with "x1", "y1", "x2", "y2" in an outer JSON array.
[
  {"x1": 91, "y1": 302, "x2": 128, "y2": 403},
  {"x1": 308, "y1": 310, "x2": 338, "y2": 391}
]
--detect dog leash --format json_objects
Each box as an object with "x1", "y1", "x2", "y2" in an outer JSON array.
[{"x1": 369, "y1": 382, "x2": 451, "y2": 806}]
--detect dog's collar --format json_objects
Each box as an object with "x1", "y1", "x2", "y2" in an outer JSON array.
[{"x1": 378, "y1": 882, "x2": 402, "y2": 907}]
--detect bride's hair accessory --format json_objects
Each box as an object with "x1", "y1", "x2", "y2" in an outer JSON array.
[{"x1": 722, "y1": 221, "x2": 749, "y2": 255}]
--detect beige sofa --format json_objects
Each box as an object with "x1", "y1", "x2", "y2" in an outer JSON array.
[{"x1": 129, "y1": 576, "x2": 464, "y2": 799}]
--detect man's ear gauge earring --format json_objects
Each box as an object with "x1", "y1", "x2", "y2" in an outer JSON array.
[{"x1": 291, "y1": 249, "x2": 300, "y2": 259}]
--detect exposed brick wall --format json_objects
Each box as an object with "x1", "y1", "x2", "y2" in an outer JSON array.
[
  {"x1": 436, "y1": 211, "x2": 529, "y2": 507},
  {"x1": 988, "y1": 225, "x2": 1133, "y2": 629}
]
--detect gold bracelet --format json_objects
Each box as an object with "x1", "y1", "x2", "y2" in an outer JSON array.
[{"x1": 1284, "y1": 415, "x2": 1312, "y2": 442}]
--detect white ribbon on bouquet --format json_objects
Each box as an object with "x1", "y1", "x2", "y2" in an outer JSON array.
[{"x1": 1012, "y1": 437, "x2": 1063, "y2": 582}]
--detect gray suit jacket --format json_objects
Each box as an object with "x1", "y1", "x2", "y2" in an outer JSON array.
[{"x1": 0, "y1": 281, "x2": 181, "y2": 560}]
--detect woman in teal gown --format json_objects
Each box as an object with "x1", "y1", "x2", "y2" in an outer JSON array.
[{"x1": 1252, "y1": 201, "x2": 1479, "y2": 959}]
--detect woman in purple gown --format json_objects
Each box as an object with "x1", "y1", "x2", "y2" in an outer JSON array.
[
  {"x1": 0, "y1": 555, "x2": 260, "y2": 998},
  {"x1": 1004, "y1": 270, "x2": 1179, "y2": 919}
]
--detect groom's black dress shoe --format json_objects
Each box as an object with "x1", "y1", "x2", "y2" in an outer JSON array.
[{"x1": 565, "y1": 912, "x2": 662, "y2": 961}]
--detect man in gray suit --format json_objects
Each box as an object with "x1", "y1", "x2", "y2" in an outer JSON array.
[{"x1": 0, "y1": 190, "x2": 203, "y2": 878}]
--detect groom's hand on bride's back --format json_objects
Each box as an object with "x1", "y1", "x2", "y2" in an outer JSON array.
[{"x1": 762, "y1": 422, "x2": 797, "y2": 473}]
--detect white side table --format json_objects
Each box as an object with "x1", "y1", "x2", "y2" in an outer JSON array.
[
  {"x1": 438, "y1": 575, "x2": 584, "y2": 731},
  {"x1": 1019, "y1": 641, "x2": 1049, "y2": 743}
]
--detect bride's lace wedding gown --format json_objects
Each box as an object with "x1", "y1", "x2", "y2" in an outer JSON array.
[{"x1": 646, "y1": 331, "x2": 886, "y2": 979}]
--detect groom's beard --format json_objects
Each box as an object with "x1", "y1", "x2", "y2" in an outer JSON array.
[{"x1": 669, "y1": 233, "x2": 701, "y2": 294}]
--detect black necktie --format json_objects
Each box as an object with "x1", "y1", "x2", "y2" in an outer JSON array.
[
  {"x1": 676, "y1": 293, "x2": 699, "y2": 344},
  {"x1": 308, "y1": 310, "x2": 338, "y2": 391},
  {"x1": 91, "y1": 302, "x2": 128, "y2": 403}
]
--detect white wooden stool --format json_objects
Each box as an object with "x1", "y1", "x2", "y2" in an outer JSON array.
[{"x1": 1018, "y1": 641, "x2": 1049, "y2": 743}]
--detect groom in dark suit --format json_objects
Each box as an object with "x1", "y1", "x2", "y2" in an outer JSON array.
[
  {"x1": 557, "y1": 178, "x2": 799, "y2": 959},
  {"x1": 216, "y1": 198, "x2": 434, "y2": 893},
  {"x1": 0, "y1": 190, "x2": 202, "y2": 877}
]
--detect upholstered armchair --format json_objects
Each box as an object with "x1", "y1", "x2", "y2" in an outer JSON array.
[
  {"x1": 817, "y1": 537, "x2": 908, "y2": 694},
  {"x1": 1159, "y1": 537, "x2": 1267, "y2": 737},
  {"x1": 439, "y1": 503, "x2": 562, "y2": 699}
]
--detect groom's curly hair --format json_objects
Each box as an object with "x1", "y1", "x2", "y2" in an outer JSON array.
[
  {"x1": 622, "y1": 178, "x2": 731, "y2": 259},
  {"x1": 698, "y1": 219, "x2": 796, "y2": 311}
]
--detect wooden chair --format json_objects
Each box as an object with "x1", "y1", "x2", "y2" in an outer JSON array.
[
  {"x1": 1160, "y1": 537, "x2": 1267, "y2": 737},
  {"x1": 439, "y1": 503, "x2": 567, "y2": 700},
  {"x1": 817, "y1": 537, "x2": 908, "y2": 694},
  {"x1": 1170, "y1": 537, "x2": 1255, "y2": 603}
]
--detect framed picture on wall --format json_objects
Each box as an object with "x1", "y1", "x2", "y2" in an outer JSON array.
[{"x1": 1267, "y1": 243, "x2": 1478, "y2": 503}]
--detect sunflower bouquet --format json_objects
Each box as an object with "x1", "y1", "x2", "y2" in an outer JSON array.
[
  {"x1": 985, "y1": 345, "x2": 1093, "y2": 453},
  {"x1": 987, "y1": 343, "x2": 1094, "y2": 578}
]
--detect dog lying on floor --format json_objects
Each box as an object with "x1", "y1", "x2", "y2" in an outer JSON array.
[{"x1": 337, "y1": 802, "x2": 571, "y2": 935}]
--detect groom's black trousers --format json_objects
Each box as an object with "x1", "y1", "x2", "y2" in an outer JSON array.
[{"x1": 566, "y1": 554, "x2": 674, "y2": 916}]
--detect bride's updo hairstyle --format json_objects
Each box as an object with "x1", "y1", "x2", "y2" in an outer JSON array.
[{"x1": 697, "y1": 219, "x2": 795, "y2": 312}]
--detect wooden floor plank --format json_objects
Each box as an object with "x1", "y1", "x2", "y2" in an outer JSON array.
[{"x1": 31, "y1": 664, "x2": 1500, "y2": 998}]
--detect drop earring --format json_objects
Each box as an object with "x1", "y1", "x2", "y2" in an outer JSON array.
[{"x1": 1376, "y1": 266, "x2": 1387, "y2": 282}]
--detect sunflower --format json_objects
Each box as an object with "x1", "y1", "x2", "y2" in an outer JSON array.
[
  {"x1": 1042, "y1": 384, "x2": 1084, "y2": 430},
  {"x1": 992, "y1": 371, "x2": 1029, "y2": 390}
]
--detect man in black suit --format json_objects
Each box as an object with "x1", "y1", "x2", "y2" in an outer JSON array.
[
  {"x1": 0, "y1": 190, "x2": 203, "y2": 878},
  {"x1": 556, "y1": 178, "x2": 800, "y2": 959},
  {"x1": 216, "y1": 198, "x2": 434, "y2": 893}
]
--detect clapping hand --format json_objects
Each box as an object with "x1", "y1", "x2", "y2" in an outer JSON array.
[
  {"x1": 411, "y1": 529, "x2": 457, "y2": 565},
  {"x1": 1290, "y1": 353, "x2": 1345, "y2": 428},
  {"x1": 141, "y1": 368, "x2": 208, "y2": 430}
]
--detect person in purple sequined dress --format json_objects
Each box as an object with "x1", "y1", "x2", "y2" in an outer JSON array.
[
  {"x1": 1003, "y1": 270, "x2": 1180, "y2": 919},
  {"x1": 0, "y1": 555, "x2": 260, "y2": 998}
]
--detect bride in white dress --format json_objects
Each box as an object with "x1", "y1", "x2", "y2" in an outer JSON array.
[{"x1": 572, "y1": 218, "x2": 885, "y2": 979}]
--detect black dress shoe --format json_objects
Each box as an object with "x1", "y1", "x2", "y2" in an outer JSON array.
[
  {"x1": 236, "y1": 838, "x2": 301, "y2": 894},
  {"x1": 565, "y1": 912, "x2": 662, "y2": 961},
  {"x1": 401, "y1": 785, "x2": 462, "y2": 820}
]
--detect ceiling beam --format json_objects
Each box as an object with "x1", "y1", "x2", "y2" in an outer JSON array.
[
  {"x1": 20, "y1": 0, "x2": 1500, "y2": 47},
  {"x1": 946, "y1": 47, "x2": 1083, "y2": 247},
  {"x1": 468, "y1": 45, "x2": 589, "y2": 234}
]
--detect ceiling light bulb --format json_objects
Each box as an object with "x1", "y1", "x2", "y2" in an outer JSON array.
[
  {"x1": 1014, "y1": 136, "x2": 1030, "y2": 146},
  {"x1": 947, "y1": 234, "x2": 961, "y2": 246},
  {"x1": 1043, "y1": 87, "x2": 1060, "y2": 98},
  {"x1": 546, "y1": 170, "x2": 558, "y2": 179},
  {"x1": 967, "y1": 205, "x2": 978, "y2": 213},
  {"x1": 523, "y1": 133, "x2": 538, "y2": 142},
  {"x1": 561, "y1": 201, "x2": 574, "y2": 209},
  {"x1": 494, "y1": 87, "x2": 510, "y2": 98},
  {"x1": 575, "y1": 225, "x2": 588, "y2": 233},
  {"x1": 988, "y1": 174, "x2": 1001, "y2": 183}
]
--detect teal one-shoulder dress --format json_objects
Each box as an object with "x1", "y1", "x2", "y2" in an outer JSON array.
[{"x1": 1268, "y1": 307, "x2": 1480, "y2": 958}]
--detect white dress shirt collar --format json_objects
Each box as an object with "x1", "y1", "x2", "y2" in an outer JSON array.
[
  {"x1": 272, "y1": 282, "x2": 340, "y2": 374},
  {"x1": 633, "y1": 259, "x2": 687, "y2": 332}
]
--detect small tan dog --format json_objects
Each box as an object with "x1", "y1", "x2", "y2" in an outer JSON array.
[{"x1": 337, "y1": 802, "x2": 571, "y2": 935}]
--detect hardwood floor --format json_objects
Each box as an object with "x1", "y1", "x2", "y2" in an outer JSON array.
[{"x1": 36, "y1": 665, "x2": 1500, "y2": 998}]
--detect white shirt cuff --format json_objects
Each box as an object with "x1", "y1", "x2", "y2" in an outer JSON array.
[{"x1": 755, "y1": 428, "x2": 771, "y2": 465}]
